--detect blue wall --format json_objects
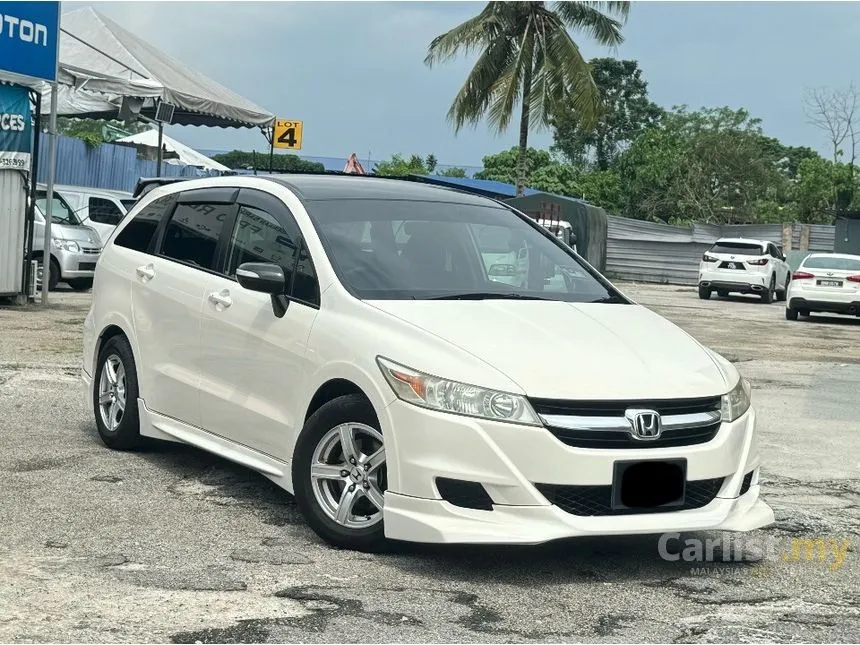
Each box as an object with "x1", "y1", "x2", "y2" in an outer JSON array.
[{"x1": 37, "y1": 134, "x2": 220, "y2": 193}]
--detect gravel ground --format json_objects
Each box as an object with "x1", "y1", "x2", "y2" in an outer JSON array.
[{"x1": 0, "y1": 283, "x2": 858, "y2": 643}]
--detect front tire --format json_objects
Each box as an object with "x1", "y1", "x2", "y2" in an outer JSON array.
[
  {"x1": 698, "y1": 285, "x2": 711, "y2": 300},
  {"x1": 292, "y1": 394, "x2": 387, "y2": 551},
  {"x1": 36, "y1": 256, "x2": 60, "y2": 291},
  {"x1": 68, "y1": 278, "x2": 94, "y2": 291},
  {"x1": 93, "y1": 336, "x2": 142, "y2": 450},
  {"x1": 785, "y1": 307, "x2": 798, "y2": 321}
]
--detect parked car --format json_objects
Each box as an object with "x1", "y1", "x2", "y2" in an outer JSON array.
[
  {"x1": 785, "y1": 253, "x2": 860, "y2": 320},
  {"x1": 697, "y1": 237, "x2": 791, "y2": 303},
  {"x1": 55, "y1": 184, "x2": 136, "y2": 245},
  {"x1": 31, "y1": 187, "x2": 102, "y2": 291},
  {"x1": 82, "y1": 175, "x2": 773, "y2": 550}
]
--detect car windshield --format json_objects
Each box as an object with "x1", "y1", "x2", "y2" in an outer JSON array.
[
  {"x1": 803, "y1": 256, "x2": 860, "y2": 271},
  {"x1": 709, "y1": 242, "x2": 764, "y2": 255},
  {"x1": 36, "y1": 191, "x2": 81, "y2": 226},
  {"x1": 305, "y1": 198, "x2": 623, "y2": 303}
]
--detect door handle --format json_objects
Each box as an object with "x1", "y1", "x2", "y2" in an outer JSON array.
[
  {"x1": 136, "y1": 264, "x2": 155, "y2": 281},
  {"x1": 208, "y1": 289, "x2": 233, "y2": 309}
]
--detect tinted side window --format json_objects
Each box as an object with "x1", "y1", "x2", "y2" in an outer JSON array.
[
  {"x1": 161, "y1": 203, "x2": 230, "y2": 271},
  {"x1": 114, "y1": 194, "x2": 176, "y2": 253},
  {"x1": 226, "y1": 205, "x2": 299, "y2": 277},
  {"x1": 89, "y1": 197, "x2": 124, "y2": 225},
  {"x1": 293, "y1": 242, "x2": 319, "y2": 306}
]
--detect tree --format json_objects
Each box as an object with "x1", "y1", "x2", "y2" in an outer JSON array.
[
  {"x1": 372, "y1": 153, "x2": 429, "y2": 176},
  {"x1": 425, "y1": 154, "x2": 438, "y2": 173},
  {"x1": 56, "y1": 118, "x2": 149, "y2": 148},
  {"x1": 211, "y1": 150, "x2": 324, "y2": 173},
  {"x1": 475, "y1": 146, "x2": 585, "y2": 197},
  {"x1": 804, "y1": 85, "x2": 860, "y2": 164},
  {"x1": 552, "y1": 58, "x2": 663, "y2": 169},
  {"x1": 617, "y1": 106, "x2": 788, "y2": 223},
  {"x1": 439, "y1": 166, "x2": 467, "y2": 177},
  {"x1": 425, "y1": 1, "x2": 629, "y2": 196}
]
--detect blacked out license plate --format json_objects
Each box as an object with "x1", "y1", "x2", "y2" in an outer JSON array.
[{"x1": 817, "y1": 279, "x2": 843, "y2": 287}]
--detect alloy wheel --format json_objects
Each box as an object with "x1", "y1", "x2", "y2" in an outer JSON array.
[
  {"x1": 310, "y1": 423, "x2": 386, "y2": 529},
  {"x1": 98, "y1": 354, "x2": 127, "y2": 432}
]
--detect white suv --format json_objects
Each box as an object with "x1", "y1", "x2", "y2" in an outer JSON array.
[
  {"x1": 698, "y1": 238, "x2": 791, "y2": 303},
  {"x1": 82, "y1": 175, "x2": 773, "y2": 550}
]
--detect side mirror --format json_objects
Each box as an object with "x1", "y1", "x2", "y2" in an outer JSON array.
[
  {"x1": 569, "y1": 232, "x2": 578, "y2": 245},
  {"x1": 236, "y1": 262, "x2": 290, "y2": 318},
  {"x1": 236, "y1": 262, "x2": 286, "y2": 294}
]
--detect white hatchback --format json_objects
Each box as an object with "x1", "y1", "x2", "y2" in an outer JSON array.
[
  {"x1": 698, "y1": 238, "x2": 791, "y2": 303},
  {"x1": 82, "y1": 175, "x2": 773, "y2": 550},
  {"x1": 785, "y1": 253, "x2": 860, "y2": 320}
]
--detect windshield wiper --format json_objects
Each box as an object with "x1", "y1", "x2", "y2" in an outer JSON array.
[
  {"x1": 588, "y1": 294, "x2": 626, "y2": 304},
  {"x1": 430, "y1": 292, "x2": 551, "y2": 301}
]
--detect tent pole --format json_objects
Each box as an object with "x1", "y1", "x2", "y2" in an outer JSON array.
[
  {"x1": 156, "y1": 122, "x2": 164, "y2": 177},
  {"x1": 269, "y1": 135, "x2": 274, "y2": 174},
  {"x1": 41, "y1": 83, "x2": 58, "y2": 306}
]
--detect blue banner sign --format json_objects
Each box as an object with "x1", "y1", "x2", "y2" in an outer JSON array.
[
  {"x1": 0, "y1": 1, "x2": 60, "y2": 82},
  {"x1": 0, "y1": 83, "x2": 31, "y2": 169}
]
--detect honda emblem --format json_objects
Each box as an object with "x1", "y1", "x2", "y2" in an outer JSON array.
[{"x1": 625, "y1": 409, "x2": 663, "y2": 440}]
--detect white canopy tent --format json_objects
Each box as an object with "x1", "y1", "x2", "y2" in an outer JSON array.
[
  {"x1": 115, "y1": 130, "x2": 231, "y2": 173},
  {"x1": 34, "y1": 7, "x2": 275, "y2": 130}
]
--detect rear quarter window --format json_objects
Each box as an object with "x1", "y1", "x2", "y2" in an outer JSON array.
[{"x1": 114, "y1": 194, "x2": 177, "y2": 254}]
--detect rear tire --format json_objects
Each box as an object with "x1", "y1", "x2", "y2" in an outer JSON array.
[
  {"x1": 777, "y1": 275, "x2": 789, "y2": 302},
  {"x1": 93, "y1": 336, "x2": 142, "y2": 450},
  {"x1": 698, "y1": 286, "x2": 711, "y2": 300},
  {"x1": 761, "y1": 276, "x2": 775, "y2": 304},
  {"x1": 292, "y1": 394, "x2": 387, "y2": 552},
  {"x1": 785, "y1": 307, "x2": 798, "y2": 321}
]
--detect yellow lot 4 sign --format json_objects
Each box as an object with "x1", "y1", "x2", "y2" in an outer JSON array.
[{"x1": 273, "y1": 119, "x2": 303, "y2": 150}]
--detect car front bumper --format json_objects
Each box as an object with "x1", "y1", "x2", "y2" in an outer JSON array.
[
  {"x1": 56, "y1": 247, "x2": 100, "y2": 280},
  {"x1": 380, "y1": 399, "x2": 774, "y2": 544}
]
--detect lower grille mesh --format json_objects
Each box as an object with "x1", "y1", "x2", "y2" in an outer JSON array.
[{"x1": 536, "y1": 477, "x2": 725, "y2": 516}]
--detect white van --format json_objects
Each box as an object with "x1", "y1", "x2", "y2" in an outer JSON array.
[
  {"x1": 30, "y1": 187, "x2": 103, "y2": 291},
  {"x1": 55, "y1": 184, "x2": 136, "y2": 245}
]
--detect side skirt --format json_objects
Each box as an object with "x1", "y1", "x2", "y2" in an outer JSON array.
[{"x1": 137, "y1": 398, "x2": 294, "y2": 494}]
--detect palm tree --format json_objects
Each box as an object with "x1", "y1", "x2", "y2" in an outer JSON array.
[{"x1": 426, "y1": 1, "x2": 630, "y2": 196}]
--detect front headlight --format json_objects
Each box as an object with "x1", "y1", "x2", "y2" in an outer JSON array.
[
  {"x1": 52, "y1": 239, "x2": 80, "y2": 253},
  {"x1": 721, "y1": 377, "x2": 751, "y2": 422},
  {"x1": 377, "y1": 357, "x2": 540, "y2": 426}
]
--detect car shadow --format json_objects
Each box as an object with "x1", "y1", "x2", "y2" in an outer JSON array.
[{"x1": 111, "y1": 433, "x2": 767, "y2": 585}]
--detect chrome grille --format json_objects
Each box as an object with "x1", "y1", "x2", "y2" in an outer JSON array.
[{"x1": 530, "y1": 396, "x2": 722, "y2": 449}]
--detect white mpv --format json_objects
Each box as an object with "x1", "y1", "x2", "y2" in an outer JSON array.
[{"x1": 82, "y1": 175, "x2": 774, "y2": 550}]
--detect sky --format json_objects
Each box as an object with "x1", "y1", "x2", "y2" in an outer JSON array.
[{"x1": 80, "y1": 0, "x2": 860, "y2": 167}]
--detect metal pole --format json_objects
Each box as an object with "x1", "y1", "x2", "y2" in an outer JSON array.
[
  {"x1": 41, "y1": 83, "x2": 58, "y2": 305},
  {"x1": 269, "y1": 135, "x2": 274, "y2": 174},
  {"x1": 156, "y1": 121, "x2": 164, "y2": 177},
  {"x1": 22, "y1": 90, "x2": 42, "y2": 299}
]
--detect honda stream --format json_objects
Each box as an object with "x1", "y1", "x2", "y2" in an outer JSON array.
[{"x1": 82, "y1": 175, "x2": 773, "y2": 550}]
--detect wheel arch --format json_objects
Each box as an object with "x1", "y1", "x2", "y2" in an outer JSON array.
[{"x1": 294, "y1": 362, "x2": 399, "y2": 490}]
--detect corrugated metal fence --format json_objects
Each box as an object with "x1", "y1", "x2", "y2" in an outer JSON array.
[
  {"x1": 37, "y1": 135, "x2": 222, "y2": 193},
  {"x1": 606, "y1": 217, "x2": 836, "y2": 285},
  {"x1": 0, "y1": 171, "x2": 26, "y2": 296}
]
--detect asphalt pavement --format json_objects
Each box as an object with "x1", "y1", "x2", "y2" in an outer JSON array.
[{"x1": 0, "y1": 284, "x2": 857, "y2": 643}]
